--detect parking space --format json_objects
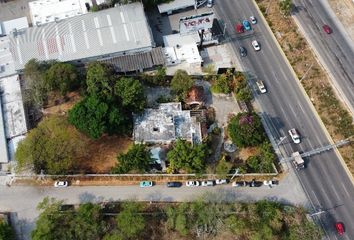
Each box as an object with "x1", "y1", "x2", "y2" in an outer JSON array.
[{"x1": 0, "y1": 0, "x2": 31, "y2": 24}]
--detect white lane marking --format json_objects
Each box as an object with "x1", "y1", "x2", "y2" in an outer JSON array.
[
  {"x1": 340, "y1": 182, "x2": 351, "y2": 199},
  {"x1": 311, "y1": 190, "x2": 321, "y2": 207}
]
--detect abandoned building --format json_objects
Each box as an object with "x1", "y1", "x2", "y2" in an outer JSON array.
[{"x1": 133, "y1": 102, "x2": 202, "y2": 145}]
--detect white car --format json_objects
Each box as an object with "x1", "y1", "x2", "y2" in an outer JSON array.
[
  {"x1": 215, "y1": 179, "x2": 228, "y2": 185},
  {"x1": 207, "y1": 0, "x2": 213, "y2": 8},
  {"x1": 288, "y1": 128, "x2": 301, "y2": 144},
  {"x1": 250, "y1": 16, "x2": 257, "y2": 24},
  {"x1": 201, "y1": 180, "x2": 215, "y2": 187},
  {"x1": 252, "y1": 40, "x2": 261, "y2": 51},
  {"x1": 256, "y1": 80, "x2": 267, "y2": 93},
  {"x1": 54, "y1": 181, "x2": 68, "y2": 188},
  {"x1": 186, "y1": 180, "x2": 200, "y2": 187}
]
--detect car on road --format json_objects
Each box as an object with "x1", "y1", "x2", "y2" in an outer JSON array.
[
  {"x1": 250, "y1": 16, "x2": 257, "y2": 24},
  {"x1": 264, "y1": 180, "x2": 279, "y2": 187},
  {"x1": 335, "y1": 222, "x2": 345, "y2": 235},
  {"x1": 232, "y1": 181, "x2": 248, "y2": 187},
  {"x1": 242, "y1": 20, "x2": 251, "y2": 31},
  {"x1": 54, "y1": 181, "x2": 68, "y2": 188},
  {"x1": 256, "y1": 80, "x2": 266, "y2": 93},
  {"x1": 215, "y1": 179, "x2": 228, "y2": 185},
  {"x1": 249, "y1": 179, "x2": 263, "y2": 187},
  {"x1": 206, "y1": 0, "x2": 213, "y2": 8},
  {"x1": 186, "y1": 180, "x2": 200, "y2": 187},
  {"x1": 239, "y1": 46, "x2": 247, "y2": 57},
  {"x1": 201, "y1": 180, "x2": 215, "y2": 187},
  {"x1": 167, "y1": 182, "x2": 182, "y2": 188},
  {"x1": 252, "y1": 40, "x2": 261, "y2": 51},
  {"x1": 235, "y1": 23, "x2": 244, "y2": 33},
  {"x1": 288, "y1": 128, "x2": 301, "y2": 144},
  {"x1": 322, "y1": 24, "x2": 332, "y2": 34},
  {"x1": 140, "y1": 181, "x2": 153, "y2": 188}
]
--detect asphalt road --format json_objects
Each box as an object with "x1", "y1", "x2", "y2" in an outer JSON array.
[
  {"x1": 292, "y1": 0, "x2": 354, "y2": 115},
  {"x1": 0, "y1": 171, "x2": 307, "y2": 239},
  {"x1": 213, "y1": 0, "x2": 354, "y2": 239}
]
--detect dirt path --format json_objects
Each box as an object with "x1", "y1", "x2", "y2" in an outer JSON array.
[{"x1": 328, "y1": 0, "x2": 354, "y2": 42}]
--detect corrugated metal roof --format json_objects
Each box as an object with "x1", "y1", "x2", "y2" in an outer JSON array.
[
  {"x1": 158, "y1": 0, "x2": 195, "y2": 13},
  {"x1": 100, "y1": 47, "x2": 165, "y2": 72},
  {"x1": 10, "y1": 3, "x2": 154, "y2": 70}
]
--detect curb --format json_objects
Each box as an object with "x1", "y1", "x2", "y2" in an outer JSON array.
[{"x1": 252, "y1": 0, "x2": 354, "y2": 186}]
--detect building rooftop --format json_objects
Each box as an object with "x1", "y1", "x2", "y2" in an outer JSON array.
[
  {"x1": 0, "y1": 17, "x2": 29, "y2": 36},
  {"x1": 29, "y1": 0, "x2": 89, "y2": 26},
  {"x1": 0, "y1": 36, "x2": 16, "y2": 78},
  {"x1": 157, "y1": 0, "x2": 195, "y2": 14},
  {"x1": 10, "y1": 3, "x2": 154, "y2": 70},
  {"x1": 133, "y1": 103, "x2": 202, "y2": 145}
]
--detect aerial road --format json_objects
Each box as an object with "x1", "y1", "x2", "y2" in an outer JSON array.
[
  {"x1": 214, "y1": 0, "x2": 354, "y2": 239},
  {"x1": 292, "y1": 0, "x2": 354, "y2": 115}
]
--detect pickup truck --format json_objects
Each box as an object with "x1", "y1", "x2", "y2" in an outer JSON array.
[{"x1": 292, "y1": 152, "x2": 305, "y2": 170}]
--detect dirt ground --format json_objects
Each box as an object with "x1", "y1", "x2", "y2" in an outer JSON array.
[
  {"x1": 43, "y1": 91, "x2": 81, "y2": 116},
  {"x1": 328, "y1": 0, "x2": 354, "y2": 42}
]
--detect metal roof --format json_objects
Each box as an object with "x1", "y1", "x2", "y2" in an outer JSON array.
[
  {"x1": 0, "y1": 97, "x2": 9, "y2": 163},
  {"x1": 1, "y1": 17, "x2": 29, "y2": 36},
  {"x1": 10, "y1": 3, "x2": 154, "y2": 70},
  {"x1": 158, "y1": 0, "x2": 195, "y2": 14}
]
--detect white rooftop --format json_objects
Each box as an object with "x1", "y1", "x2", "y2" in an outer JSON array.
[
  {"x1": 0, "y1": 36, "x2": 16, "y2": 78},
  {"x1": 1, "y1": 17, "x2": 29, "y2": 35},
  {"x1": 158, "y1": 0, "x2": 195, "y2": 14},
  {"x1": 29, "y1": 0, "x2": 88, "y2": 25},
  {"x1": 10, "y1": 3, "x2": 154, "y2": 70}
]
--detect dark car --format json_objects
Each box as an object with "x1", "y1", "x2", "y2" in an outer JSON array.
[
  {"x1": 323, "y1": 24, "x2": 332, "y2": 34},
  {"x1": 167, "y1": 181, "x2": 182, "y2": 188},
  {"x1": 249, "y1": 179, "x2": 263, "y2": 187},
  {"x1": 335, "y1": 222, "x2": 345, "y2": 235},
  {"x1": 239, "y1": 46, "x2": 247, "y2": 57}
]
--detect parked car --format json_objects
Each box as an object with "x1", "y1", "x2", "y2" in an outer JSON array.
[
  {"x1": 252, "y1": 40, "x2": 261, "y2": 51},
  {"x1": 242, "y1": 20, "x2": 251, "y2": 31},
  {"x1": 288, "y1": 128, "x2": 301, "y2": 144},
  {"x1": 250, "y1": 16, "x2": 257, "y2": 24},
  {"x1": 140, "y1": 181, "x2": 153, "y2": 188},
  {"x1": 323, "y1": 24, "x2": 332, "y2": 34},
  {"x1": 167, "y1": 181, "x2": 182, "y2": 188},
  {"x1": 54, "y1": 181, "x2": 68, "y2": 188},
  {"x1": 256, "y1": 80, "x2": 267, "y2": 93},
  {"x1": 235, "y1": 23, "x2": 244, "y2": 33},
  {"x1": 249, "y1": 179, "x2": 263, "y2": 187},
  {"x1": 186, "y1": 180, "x2": 200, "y2": 187},
  {"x1": 215, "y1": 179, "x2": 228, "y2": 185},
  {"x1": 232, "y1": 181, "x2": 248, "y2": 187},
  {"x1": 206, "y1": 0, "x2": 213, "y2": 8},
  {"x1": 239, "y1": 46, "x2": 247, "y2": 57},
  {"x1": 201, "y1": 180, "x2": 215, "y2": 187},
  {"x1": 335, "y1": 222, "x2": 345, "y2": 235},
  {"x1": 263, "y1": 180, "x2": 278, "y2": 187}
]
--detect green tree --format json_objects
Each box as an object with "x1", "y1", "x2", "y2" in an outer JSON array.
[
  {"x1": 279, "y1": 0, "x2": 293, "y2": 16},
  {"x1": 211, "y1": 74, "x2": 231, "y2": 94},
  {"x1": 115, "y1": 77, "x2": 146, "y2": 112},
  {"x1": 228, "y1": 112, "x2": 266, "y2": 148},
  {"x1": 215, "y1": 156, "x2": 232, "y2": 178},
  {"x1": 15, "y1": 116, "x2": 84, "y2": 174},
  {"x1": 45, "y1": 62, "x2": 79, "y2": 95},
  {"x1": 112, "y1": 144, "x2": 153, "y2": 173},
  {"x1": 170, "y1": 70, "x2": 194, "y2": 100},
  {"x1": 116, "y1": 202, "x2": 145, "y2": 239},
  {"x1": 0, "y1": 221, "x2": 15, "y2": 240},
  {"x1": 225, "y1": 215, "x2": 247, "y2": 235},
  {"x1": 68, "y1": 95, "x2": 128, "y2": 139},
  {"x1": 86, "y1": 62, "x2": 115, "y2": 100},
  {"x1": 167, "y1": 139, "x2": 207, "y2": 173},
  {"x1": 236, "y1": 87, "x2": 253, "y2": 102}
]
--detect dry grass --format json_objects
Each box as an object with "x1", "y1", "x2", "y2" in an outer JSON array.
[{"x1": 256, "y1": 0, "x2": 354, "y2": 176}]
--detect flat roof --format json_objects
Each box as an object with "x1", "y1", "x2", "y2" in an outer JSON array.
[
  {"x1": 10, "y1": 3, "x2": 154, "y2": 70},
  {"x1": 0, "y1": 96, "x2": 9, "y2": 163},
  {"x1": 158, "y1": 0, "x2": 195, "y2": 14},
  {"x1": 0, "y1": 36, "x2": 16, "y2": 78},
  {"x1": 29, "y1": 0, "x2": 88, "y2": 25},
  {"x1": 1, "y1": 17, "x2": 29, "y2": 35}
]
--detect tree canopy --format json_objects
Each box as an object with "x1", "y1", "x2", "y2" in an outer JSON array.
[
  {"x1": 86, "y1": 62, "x2": 115, "y2": 100},
  {"x1": 115, "y1": 202, "x2": 146, "y2": 239},
  {"x1": 0, "y1": 221, "x2": 15, "y2": 240},
  {"x1": 167, "y1": 139, "x2": 207, "y2": 173},
  {"x1": 15, "y1": 116, "x2": 85, "y2": 174},
  {"x1": 112, "y1": 144, "x2": 154, "y2": 173},
  {"x1": 115, "y1": 77, "x2": 146, "y2": 113},
  {"x1": 45, "y1": 62, "x2": 80, "y2": 95},
  {"x1": 170, "y1": 70, "x2": 194, "y2": 100},
  {"x1": 228, "y1": 112, "x2": 266, "y2": 148},
  {"x1": 68, "y1": 95, "x2": 128, "y2": 139}
]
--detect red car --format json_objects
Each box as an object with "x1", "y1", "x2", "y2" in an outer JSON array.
[
  {"x1": 323, "y1": 24, "x2": 332, "y2": 34},
  {"x1": 335, "y1": 222, "x2": 345, "y2": 235},
  {"x1": 235, "y1": 24, "x2": 244, "y2": 33}
]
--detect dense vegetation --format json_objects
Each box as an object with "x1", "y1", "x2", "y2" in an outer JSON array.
[
  {"x1": 32, "y1": 197, "x2": 322, "y2": 240},
  {"x1": 0, "y1": 219, "x2": 15, "y2": 240},
  {"x1": 15, "y1": 116, "x2": 85, "y2": 174}
]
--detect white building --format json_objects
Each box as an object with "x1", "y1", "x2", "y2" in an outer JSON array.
[{"x1": 0, "y1": 17, "x2": 29, "y2": 36}]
